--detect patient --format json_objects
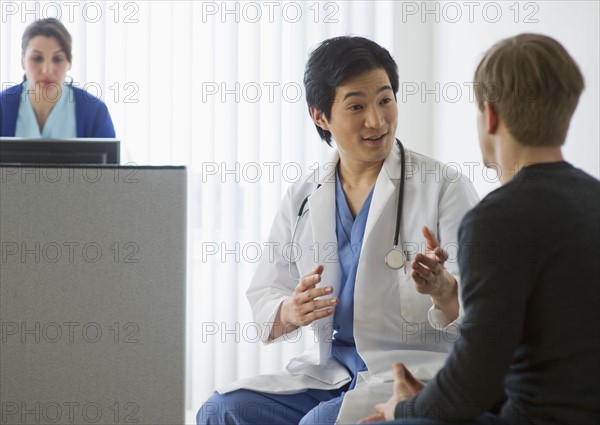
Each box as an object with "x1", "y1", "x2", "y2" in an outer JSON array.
[
  {"x1": 360, "y1": 33, "x2": 600, "y2": 425},
  {"x1": 0, "y1": 18, "x2": 115, "y2": 138}
]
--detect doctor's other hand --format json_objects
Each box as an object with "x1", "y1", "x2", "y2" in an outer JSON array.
[
  {"x1": 411, "y1": 226, "x2": 459, "y2": 320},
  {"x1": 269, "y1": 265, "x2": 337, "y2": 341},
  {"x1": 358, "y1": 362, "x2": 425, "y2": 423}
]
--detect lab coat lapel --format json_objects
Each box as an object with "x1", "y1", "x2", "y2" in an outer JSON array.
[
  {"x1": 307, "y1": 155, "x2": 341, "y2": 363},
  {"x1": 363, "y1": 146, "x2": 402, "y2": 245}
]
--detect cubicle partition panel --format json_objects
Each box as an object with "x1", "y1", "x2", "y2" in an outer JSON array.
[{"x1": 0, "y1": 165, "x2": 186, "y2": 425}]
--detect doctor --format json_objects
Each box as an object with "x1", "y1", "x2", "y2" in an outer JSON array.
[{"x1": 197, "y1": 36, "x2": 479, "y2": 425}]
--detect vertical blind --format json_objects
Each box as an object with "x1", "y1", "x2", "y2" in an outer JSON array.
[{"x1": 0, "y1": 0, "x2": 395, "y2": 411}]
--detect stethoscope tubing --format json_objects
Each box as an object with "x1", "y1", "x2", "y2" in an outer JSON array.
[
  {"x1": 290, "y1": 139, "x2": 406, "y2": 273},
  {"x1": 392, "y1": 138, "x2": 406, "y2": 247}
]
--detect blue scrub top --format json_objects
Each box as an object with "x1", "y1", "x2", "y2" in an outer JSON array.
[
  {"x1": 331, "y1": 168, "x2": 374, "y2": 389},
  {"x1": 15, "y1": 81, "x2": 77, "y2": 138}
]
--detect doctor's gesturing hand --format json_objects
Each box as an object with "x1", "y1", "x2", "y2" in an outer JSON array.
[
  {"x1": 411, "y1": 226, "x2": 459, "y2": 322},
  {"x1": 269, "y1": 264, "x2": 338, "y2": 341}
]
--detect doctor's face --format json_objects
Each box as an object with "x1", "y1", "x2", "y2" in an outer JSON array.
[{"x1": 312, "y1": 68, "x2": 398, "y2": 169}]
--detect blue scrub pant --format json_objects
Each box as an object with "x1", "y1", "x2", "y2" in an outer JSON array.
[{"x1": 196, "y1": 387, "x2": 347, "y2": 425}]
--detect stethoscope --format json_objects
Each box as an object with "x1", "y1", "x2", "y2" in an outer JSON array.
[
  {"x1": 384, "y1": 138, "x2": 407, "y2": 271},
  {"x1": 289, "y1": 138, "x2": 408, "y2": 277}
]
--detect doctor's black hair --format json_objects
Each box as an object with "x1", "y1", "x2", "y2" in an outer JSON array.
[{"x1": 303, "y1": 36, "x2": 399, "y2": 146}]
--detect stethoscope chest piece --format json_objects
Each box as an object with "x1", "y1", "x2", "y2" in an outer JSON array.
[{"x1": 385, "y1": 246, "x2": 406, "y2": 270}]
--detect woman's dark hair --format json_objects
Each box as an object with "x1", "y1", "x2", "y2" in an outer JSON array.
[
  {"x1": 303, "y1": 36, "x2": 399, "y2": 145},
  {"x1": 21, "y1": 18, "x2": 72, "y2": 62}
]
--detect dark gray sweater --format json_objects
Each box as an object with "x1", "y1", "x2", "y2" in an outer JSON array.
[{"x1": 395, "y1": 162, "x2": 600, "y2": 424}]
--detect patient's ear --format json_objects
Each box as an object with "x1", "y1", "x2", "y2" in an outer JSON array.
[
  {"x1": 484, "y1": 102, "x2": 499, "y2": 134},
  {"x1": 310, "y1": 107, "x2": 330, "y2": 132}
]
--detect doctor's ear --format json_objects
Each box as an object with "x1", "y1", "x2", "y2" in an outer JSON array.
[{"x1": 310, "y1": 107, "x2": 330, "y2": 132}]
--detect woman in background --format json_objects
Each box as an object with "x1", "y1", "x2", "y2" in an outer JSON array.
[{"x1": 0, "y1": 18, "x2": 115, "y2": 138}]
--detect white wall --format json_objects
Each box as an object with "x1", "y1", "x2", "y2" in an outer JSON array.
[{"x1": 392, "y1": 1, "x2": 599, "y2": 197}]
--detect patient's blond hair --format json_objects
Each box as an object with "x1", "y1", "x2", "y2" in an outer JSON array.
[{"x1": 474, "y1": 33, "x2": 584, "y2": 147}]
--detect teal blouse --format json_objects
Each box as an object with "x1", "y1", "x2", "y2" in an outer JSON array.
[{"x1": 15, "y1": 81, "x2": 76, "y2": 138}]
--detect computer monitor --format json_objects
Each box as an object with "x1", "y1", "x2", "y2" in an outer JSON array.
[{"x1": 0, "y1": 138, "x2": 120, "y2": 164}]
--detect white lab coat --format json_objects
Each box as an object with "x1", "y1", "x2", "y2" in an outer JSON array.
[{"x1": 218, "y1": 146, "x2": 479, "y2": 420}]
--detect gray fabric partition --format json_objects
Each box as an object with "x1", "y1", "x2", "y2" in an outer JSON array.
[{"x1": 0, "y1": 165, "x2": 186, "y2": 425}]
